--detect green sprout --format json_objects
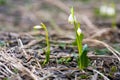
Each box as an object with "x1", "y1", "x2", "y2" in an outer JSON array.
[
  {"x1": 68, "y1": 7, "x2": 89, "y2": 69},
  {"x1": 34, "y1": 23, "x2": 50, "y2": 65}
]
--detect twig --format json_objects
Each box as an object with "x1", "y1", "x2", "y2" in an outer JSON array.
[
  {"x1": 0, "y1": 68, "x2": 9, "y2": 77},
  {"x1": 91, "y1": 72, "x2": 98, "y2": 80},
  {"x1": 93, "y1": 69, "x2": 110, "y2": 80},
  {"x1": 40, "y1": 73, "x2": 53, "y2": 80},
  {"x1": 17, "y1": 39, "x2": 27, "y2": 57},
  {"x1": 0, "y1": 50, "x2": 40, "y2": 80},
  {"x1": 0, "y1": 62, "x2": 14, "y2": 75},
  {"x1": 24, "y1": 39, "x2": 44, "y2": 48},
  {"x1": 84, "y1": 39, "x2": 120, "y2": 62},
  {"x1": 87, "y1": 28, "x2": 112, "y2": 39},
  {"x1": 108, "y1": 45, "x2": 120, "y2": 56}
]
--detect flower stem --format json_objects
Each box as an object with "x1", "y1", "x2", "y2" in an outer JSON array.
[{"x1": 41, "y1": 23, "x2": 50, "y2": 65}]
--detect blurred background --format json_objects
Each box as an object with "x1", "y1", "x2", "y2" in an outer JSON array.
[{"x1": 0, "y1": 0, "x2": 120, "y2": 33}]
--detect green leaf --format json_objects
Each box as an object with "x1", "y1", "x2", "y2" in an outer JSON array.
[
  {"x1": 80, "y1": 74, "x2": 88, "y2": 79},
  {"x1": 57, "y1": 57, "x2": 72, "y2": 64},
  {"x1": 95, "y1": 48, "x2": 109, "y2": 55},
  {"x1": 59, "y1": 43, "x2": 66, "y2": 49},
  {"x1": 78, "y1": 44, "x2": 89, "y2": 69},
  {"x1": 13, "y1": 68, "x2": 19, "y2": 74},
  {"x1": 77, "y1": 33, "x2": 84, "y2": 55},
  {"x1": 43, "y1": 48, "x2": 50, "y2": 65},
  {"x1": 0, "y1": 41, "x2": 6, "y2": 47},
  {"x1": 72, "y1": 39, "x2": 77, "y2": 46}
]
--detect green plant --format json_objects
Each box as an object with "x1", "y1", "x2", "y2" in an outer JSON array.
[
  {"x1": 0, "y1": 0, "x2": 7, "y2": 5},
  {"x1": 109, "y1": 66, "x2": 117, "y2": 77},
  {"x1": 57, "y1": 57, "x2": 72, "y2": 64},
  {"x1": 68, "y1": 7, "x2": 89, "y2": 69},
  {"x1": 0, "y1": 41, "x2": 6, "y2": 47},
  {"x1": 3, "y1": 77, "x2": 8, "y2": 80},
  {"x1": 34, "y1": 23, "x2": 50, "y2": 65},
  {"x1": 13, "y1": 68, "x2": 19, "y2": 74},
  {"x1": 80, "y1": 74, "x2": 88, "y2": 79}
]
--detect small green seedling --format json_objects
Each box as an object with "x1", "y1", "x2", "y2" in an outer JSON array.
[
  {"x1": 34, "y1": 23, "x2": 50, "y2": 65},
  {"x1": 109, "y1": 66, "x2": 117, "y2": 77},
  {"x1": 13, "y1": 68, "x2": 19, "y2": 74},
  {"x1": 68, "y1": 7, "x2": 89, "y2": 69},
  {"x1": 57, "y1": 57, "x2": 72, "y2": 64}
]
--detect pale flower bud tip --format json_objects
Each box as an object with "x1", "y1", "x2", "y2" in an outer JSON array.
[
  {"x1": 68, "y1": 14, "x2": 77, "y2": 24},
  {"x1": 33, "y1": 25, "x2": 42, "y2": 29},
  {"x1": 107, "y1": 7, "x2": 115, "y2": 16},
  {"x1": 77, "y1": 28, "x2": 82, "y2": 36},
  {"x1": 100, "y1": 5, "x2": 107, "y2": 15}
]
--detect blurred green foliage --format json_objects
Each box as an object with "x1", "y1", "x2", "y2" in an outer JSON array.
[
  {"x1": 13, "y1": 68, "x2": 19, "y2": 74},
  {"x1": 94, "y1": 48, "x2": 110, "y2": 55},
  {"x1": 3, "y1": 77, "x2": 8, "y2": 80},
  {"x1": 0, "y1": 41, "x2": 6, "y2": 47},
  {"x1": 57, "y1": 57, "x2": 72, "y2": 64},
  {"x1": 0, "y1": 0, "x2": 7, "y2": 5},
  {"x1": 109, "y1": 66, "x2": 117, "y2": 77},
  {"x1": 80, "y1": 75, "x2": 88, "y2": 79}
]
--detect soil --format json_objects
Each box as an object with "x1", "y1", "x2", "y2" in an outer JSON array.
[{"x1": 0, "y1": 0, "x2": 120, "y2": 80}]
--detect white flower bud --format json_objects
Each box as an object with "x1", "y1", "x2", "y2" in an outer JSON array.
[
  {"x1": 68, "y1": 14, "x2": 77, "y2": 24},
  {"x1": 106, "y1": 7, "x2": 115, "y2": 16},
  {"x1": 100, "y1": 5, "x2": 107, "y2": 15},
  {"x1": 33, "y1": 25, "x2": 42, "y2": 29},
  {"x1": 77, "y1": 28, "x2": 82, "y2": 36},
  {"x1": 100, "y1": 5, "x2": 115, "y2": 16}
]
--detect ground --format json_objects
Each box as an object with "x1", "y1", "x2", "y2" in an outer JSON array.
[{"x1": 0, "y1": 0, "x2": 120, "y2": 80}]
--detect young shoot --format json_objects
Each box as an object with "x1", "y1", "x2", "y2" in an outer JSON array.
[
  {"x1": 34, "y1": 23, "x2": 50, "y2": 65},
  {"x1": 68, "y1": 7, "x2": 89, "y2": 69}
]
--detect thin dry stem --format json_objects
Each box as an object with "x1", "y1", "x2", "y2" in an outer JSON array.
[
  {"x1": 93, "y1": 69, "x2": 110, "y2": 80},
  {"x1": 84, "y1": 39, "x2": 120, "y2": 62}
]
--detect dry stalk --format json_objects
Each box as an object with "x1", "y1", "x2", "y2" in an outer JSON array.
[
  {"x1": 93, "y1": 69, "x2": 110, "y2": 80},
  {"x1": 40, "y1": 73, "x2": 53, "y2": 80},
  {"x1": 0, "y1": 50, "x2": 40, "y2": 80},
  {"x1": 91, "y1": 72, "x2": 98, "y2": 80},
  {"x1": 84, "y1": 39, "x2": 120, "y2": 62},
  {"x1": 17, "y1": 39, "x2": 27, "y2": 57}
]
